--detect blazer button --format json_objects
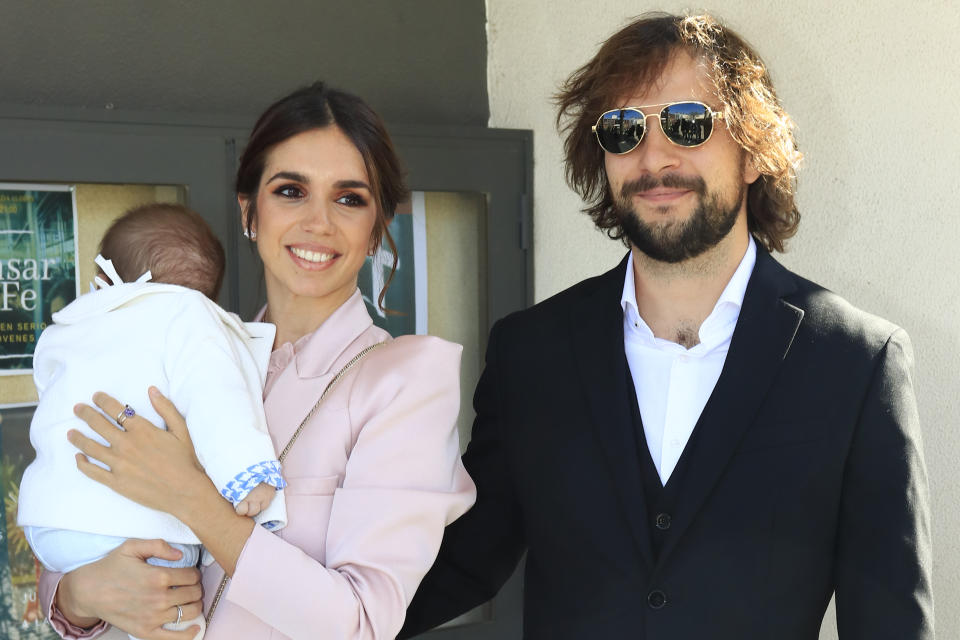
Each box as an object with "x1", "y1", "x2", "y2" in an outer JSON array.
[
  {"x1": 655, "y1": 513, "x2": 672, "y2": 530},
  {"x1": 647, "y1": 590, "x2": 667, "y2": 609}
]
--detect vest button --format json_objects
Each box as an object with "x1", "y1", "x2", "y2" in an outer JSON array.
[
  {"x1": 655, "y1": 512, "x2": 672, "y2": 530},
  {"x1": 647, "y1": 590, "x2": 667, "y2": 609}
]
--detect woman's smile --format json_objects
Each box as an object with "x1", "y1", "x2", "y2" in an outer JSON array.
[{"x1": 287, "y1": 245, "x2": 339, "y2": 269}]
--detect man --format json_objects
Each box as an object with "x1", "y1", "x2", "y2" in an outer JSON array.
[{"x1": 402, "y1": 13, "x2": 933, "y2": 640}]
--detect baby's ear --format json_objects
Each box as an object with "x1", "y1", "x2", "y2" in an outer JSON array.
[{"x1": 93, "y1": 268, "x2": 109, "y2": 287}]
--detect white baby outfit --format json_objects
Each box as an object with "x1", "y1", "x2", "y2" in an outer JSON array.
[{"x1": 18, "y1": 257, "x2": 287, "y2": 640}]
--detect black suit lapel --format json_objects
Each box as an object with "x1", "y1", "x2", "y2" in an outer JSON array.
[
  {"x1": 657, "y1": 248, "x2": 804, "y2": 566},
  {"x1": 569, "y1": 255, "x2": 655, "y2": 568}
]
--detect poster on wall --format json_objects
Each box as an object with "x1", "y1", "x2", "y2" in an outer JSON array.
[
  {"x1": 358, "y1": 191, "x2": 428, "y2": 336},
  {"x1": 0, "y1": 184, "x2": 79, "y2": 375},
  {"x1": 0, "y1": 403, "x2": 56, "y2": 639}
]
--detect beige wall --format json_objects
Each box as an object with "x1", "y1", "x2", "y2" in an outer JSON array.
[{"x1": 487, "y1": 1, "x2": 960, "y2": 637}]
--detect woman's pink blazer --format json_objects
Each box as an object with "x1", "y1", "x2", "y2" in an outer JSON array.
[{"x1": 40, "y1": 290, "x2": 476, "y2": 639}]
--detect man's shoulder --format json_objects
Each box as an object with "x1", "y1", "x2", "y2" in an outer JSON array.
[
  {"x1": 776, "y1": 260, "x2": 905, "y2": 353},
  {"x1": 494, "y1": 257, "x2": 625, "y2": 337}
]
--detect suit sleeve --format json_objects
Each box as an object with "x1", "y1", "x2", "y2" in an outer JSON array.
[
  {"x1": 222, "y1": 337, "x2": 475, "y2": 640},
  {"x1": 834, "y1": 328, "x2": 934, "y2": 639},
  {"x1": 400, "y1": 321, "x2": 527, "y2": 638},
  {"x1": 37, "y1": 571, "x2": 110, "y2": 639}
]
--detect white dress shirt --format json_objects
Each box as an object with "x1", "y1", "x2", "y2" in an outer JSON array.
[{"x1": 621, "y1": 237, "x2": 756, "y2": 485}]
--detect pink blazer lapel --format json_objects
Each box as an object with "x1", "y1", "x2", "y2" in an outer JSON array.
[{"x1": 262, "y1": 290, "x2": 379, "y2": 449}]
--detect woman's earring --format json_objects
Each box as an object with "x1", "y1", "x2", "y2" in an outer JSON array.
[{"x1": 243, "y1": 229, "x2": 257, "y2": 240}]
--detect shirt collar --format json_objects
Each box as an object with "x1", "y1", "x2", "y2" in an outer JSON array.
[
  {"x1": 713, "y1": 234, "x2": 756, "y2": 317},
  {"x1": 256, "y1": 288, "x2": 374, "y2": 379},
  {"x1": 620, "y1": 251, "x2": 653, "y2": 341},
  {"x1": 620, "y1": 235, "x2": 757, "y2": 350}
]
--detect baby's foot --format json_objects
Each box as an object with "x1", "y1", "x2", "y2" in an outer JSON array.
[{"x1": 235, "y1": 482, "x2": 275, "y2": 517}]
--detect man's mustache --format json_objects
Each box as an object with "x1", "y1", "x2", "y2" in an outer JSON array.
[{"x1": 619, "y1": 173, "x2": 706, "y2": 199}]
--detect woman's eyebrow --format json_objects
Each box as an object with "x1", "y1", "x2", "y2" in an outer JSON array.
[
  {"x1": 265, "y1": 171, "x2": 309, "y2": 184},
  {"x1": 334, "y1": 179, "x2": 371, "y2": 191}
]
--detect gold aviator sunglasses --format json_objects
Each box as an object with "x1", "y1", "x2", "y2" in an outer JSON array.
[{"x1": 592, "y1": 101, "x2": 725, "y2": 154}]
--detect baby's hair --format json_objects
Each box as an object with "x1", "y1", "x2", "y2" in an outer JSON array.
[{"x1": 99, "y1": 203, "x2": 225, "y2": 300}]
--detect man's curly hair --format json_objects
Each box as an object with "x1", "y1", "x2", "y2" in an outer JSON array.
[{"x1": 555, "y1": 13, "x2": 802, "y2": 252}]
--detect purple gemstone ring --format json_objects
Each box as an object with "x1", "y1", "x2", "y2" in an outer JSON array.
[{"x1": 116, "y1": 404, "x2": 135, "y2": 426}]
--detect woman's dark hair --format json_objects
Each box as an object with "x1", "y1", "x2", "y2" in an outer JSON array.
[
  {"x1": 236, "y1": 81, "x2": 409, "y2": 308},
  {"x1": 555, "y1": 13, "x2": 802, "y2": 252}
]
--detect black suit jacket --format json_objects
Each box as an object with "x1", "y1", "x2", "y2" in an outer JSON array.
[{"x1": 402, "y1": 249, "x2": 933, "y2": 639}]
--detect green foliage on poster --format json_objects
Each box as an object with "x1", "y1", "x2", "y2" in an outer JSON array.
[
  {"x1": 0, "y1": 405, "x2": 57, "y2": 638},
  {"x1": 0, "y1": 185, "x2": 78, "y2": 373}
]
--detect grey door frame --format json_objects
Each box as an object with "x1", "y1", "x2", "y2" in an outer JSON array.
[
  {"x1": 0, "y1": 105, "x2": 530, "y2": 638},
  {"x1": 0, "y1": 104, "x2": 250, "y2": 310}
]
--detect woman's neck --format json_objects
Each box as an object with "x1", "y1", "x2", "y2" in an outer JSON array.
[{"x1": 263, "y1": 288, "x2": 354, "y2": 349}]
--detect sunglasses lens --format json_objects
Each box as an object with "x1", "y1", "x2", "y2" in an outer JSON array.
[
  {"x1": 595, "y1": 109, "x2": 644, "y2": 153},
  {"x1": 660, "y1": 102, "x2": 714, "y2": 147}
]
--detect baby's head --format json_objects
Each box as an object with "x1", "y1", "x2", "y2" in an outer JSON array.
[{"x1": 99, "y1": 203, "x2": 225, "y2": 300}]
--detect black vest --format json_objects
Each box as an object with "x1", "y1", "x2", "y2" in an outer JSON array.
[{"x1": 627, "y1": 363, "x2": 698, "y2": 560}]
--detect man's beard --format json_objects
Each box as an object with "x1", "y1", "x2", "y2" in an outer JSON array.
[{"x1": 613, "y1": 173, "x2": 745, "y2": 264}]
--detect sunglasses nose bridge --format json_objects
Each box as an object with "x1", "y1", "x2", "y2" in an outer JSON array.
[
  {"x1": 629, "y1": 108, "x2": 678, "y2": 148},
  {"x1": 639, "y1": 109, "x2": 677, "y2": 146}
]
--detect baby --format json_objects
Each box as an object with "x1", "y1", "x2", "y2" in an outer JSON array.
[{"x1": 18, "y1": 203, "x2": 287, "y2": 640}]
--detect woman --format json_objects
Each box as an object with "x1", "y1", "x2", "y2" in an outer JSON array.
[{"x1": 39, "y1": 82, "x2": 476, "y2": 640}]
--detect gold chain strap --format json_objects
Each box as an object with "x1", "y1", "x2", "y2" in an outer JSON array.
[{"x1": 205, "y1": 341, "x2": 386, "y2": 625}]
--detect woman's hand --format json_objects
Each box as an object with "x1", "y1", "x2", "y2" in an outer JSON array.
[
  {"x1": 68, "y1": 387, "x2": 213, "y2": 521},
  {"x1": 70, "y1": 386, "x2": 257, "y2": 577},
  {"x1": 56, "y1": 538, "x2": 202, "y2": 639}
]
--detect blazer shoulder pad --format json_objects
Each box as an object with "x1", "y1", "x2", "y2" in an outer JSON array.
[{"x1": 785, "y1": 274, "x2": 904, "y2": 353}]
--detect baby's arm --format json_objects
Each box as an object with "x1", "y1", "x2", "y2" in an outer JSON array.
[
  {"x1": 163, "y1": 294, "x2": 287, "y2": 529},
  {"x1": 234, "y1": 482, "x2": 276, "y2": 517}
]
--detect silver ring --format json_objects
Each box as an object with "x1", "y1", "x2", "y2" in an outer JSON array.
[
  {"x1": 116, "y1": 404, "x2": 135, "y2": 426},
  {"x1": 174, "y1": 604, "x2": 182, "y2": 625}
]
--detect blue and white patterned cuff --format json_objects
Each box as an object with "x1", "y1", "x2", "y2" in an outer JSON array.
[{"x1": 220, "y1": 460, "x2": 287, "y2": 504}]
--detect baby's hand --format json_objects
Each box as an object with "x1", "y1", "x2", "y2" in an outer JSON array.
[{"x1": 235, "y1": 482, "x2": 275, "y2": 517}]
